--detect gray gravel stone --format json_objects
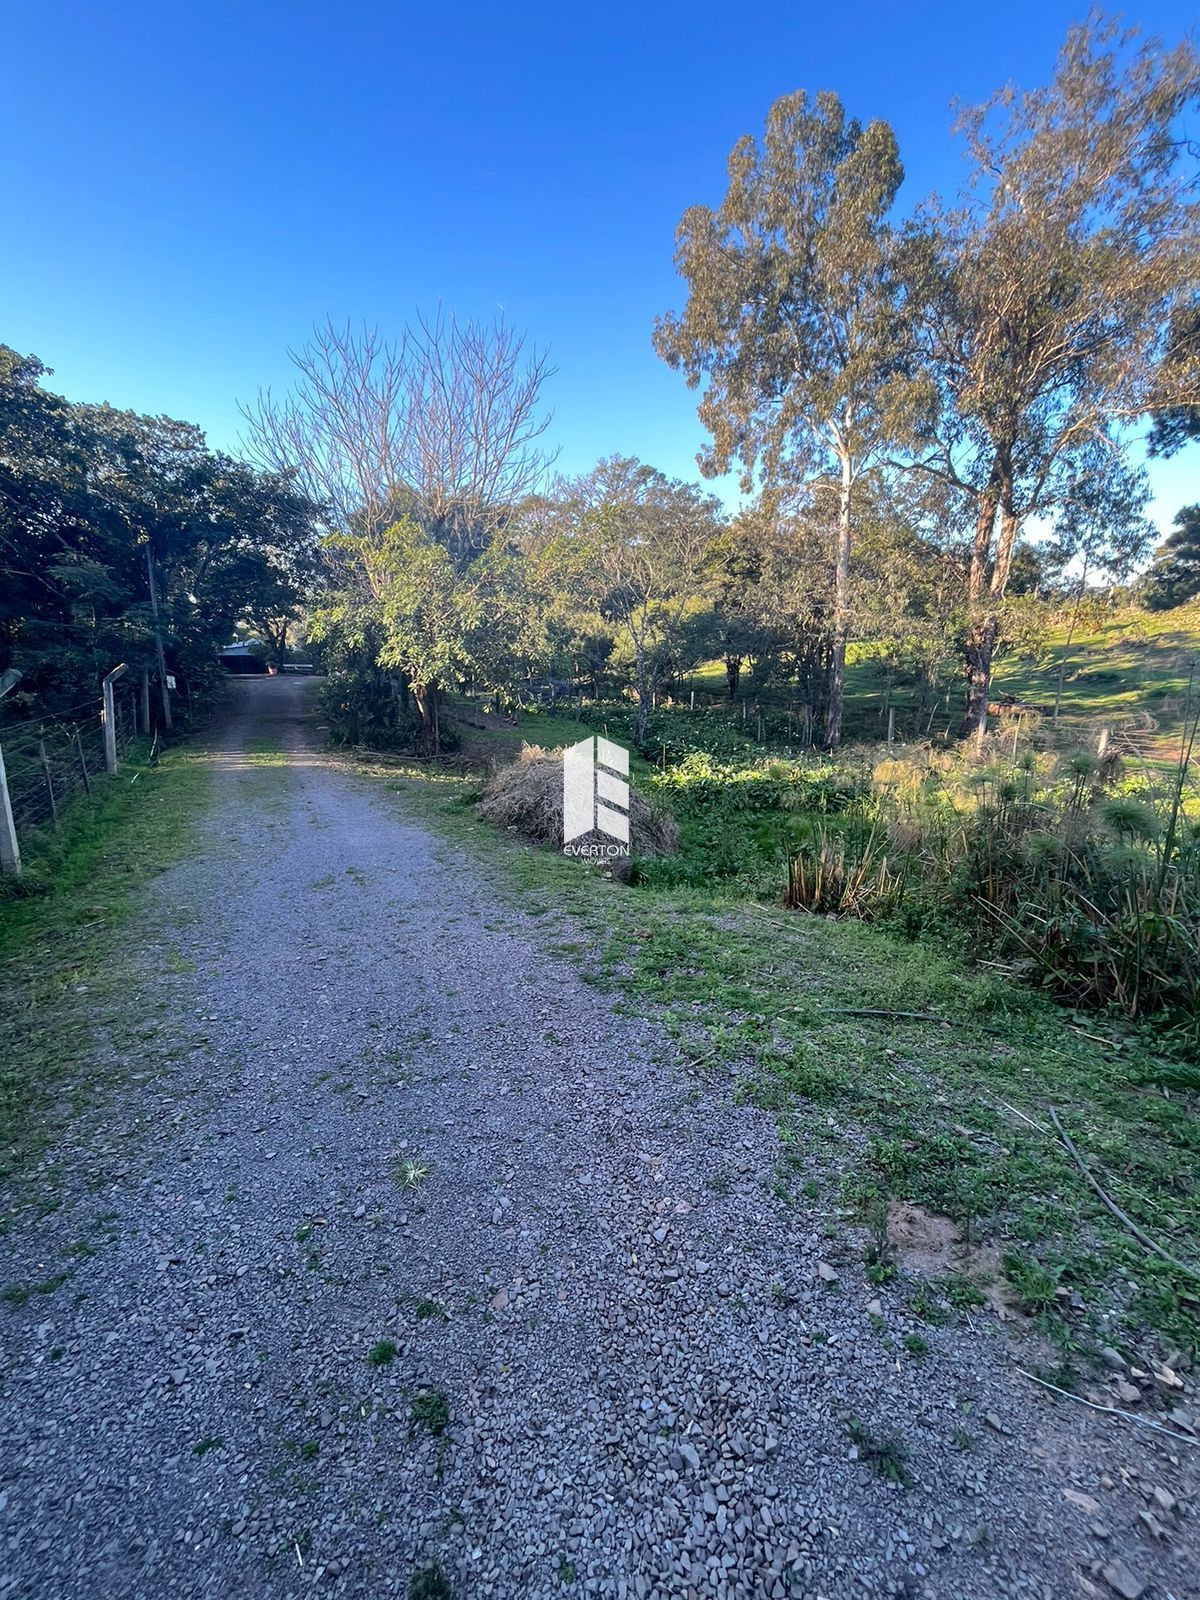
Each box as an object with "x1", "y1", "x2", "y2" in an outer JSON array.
[{"x1": 0, "y1": 679, "x2": 1196, "y2": 1600}]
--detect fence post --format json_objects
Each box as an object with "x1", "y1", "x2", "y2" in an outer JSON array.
[
  {"x1": 37, "y1": 739, "x2": 59, "y2": 828},
  {"x1": 887, "y1": 707, "x2": 895, "y2": 747},
  {"x1": 102, "y1": 664, "x2": 129, "y2": 774},
  {"x1": 74, "y1": 727, "x2": 92, "y2": 797},
  {"x1": 0, "y1": 741, "x2": 20, "y2": 877},
  {"x1": 141, "y1": 668, "x2": 151, "y2": 734}
]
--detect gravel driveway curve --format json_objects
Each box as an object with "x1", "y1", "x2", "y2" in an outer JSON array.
[{"x1": 1, "y1": 677, "x2": 1195, "y2": 1600}]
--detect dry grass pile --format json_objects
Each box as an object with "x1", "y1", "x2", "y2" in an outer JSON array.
[{"x1": 478, "y1": 745, "x2": 678, "y2": 857}]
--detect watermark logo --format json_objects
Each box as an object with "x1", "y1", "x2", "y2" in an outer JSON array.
[{"x1": 563, "y1": 736, "x2": 629, "y2": 858}]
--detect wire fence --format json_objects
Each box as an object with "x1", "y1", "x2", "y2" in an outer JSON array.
[{"x1": 0, "y1": 677, "x2": 146, "y2": 875}]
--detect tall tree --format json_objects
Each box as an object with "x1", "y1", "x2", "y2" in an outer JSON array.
[
  {"x1": 0, "y1": 345, "x2": 322, "y2": 720},
  {"x1": 1142, "y1": 506, "x2": 1200, "y2": 611},
  {"x1": 654, "y1": 90, "x2": 924, "y2": 747},
  {"x1": 242, "y1": 313, "x2": 556, "y2": 559},
  {"x1": 908, "y1": 16, "x2": 1200, "y2": 735}
]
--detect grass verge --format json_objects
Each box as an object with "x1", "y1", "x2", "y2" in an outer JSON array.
[
  {"x1": 0, "y1": 741, "x2": 215, "y2": 1194},
  {"x1": 356, "y1": 749, "x2": 1200, "y2": 1365}
]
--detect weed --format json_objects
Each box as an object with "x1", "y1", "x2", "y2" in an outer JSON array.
[
  {"x1": 395, "y1": 1157, "x2": 430, "y2": 1190},
  {"x1": 847, "y1": 1417, "x2": 912, "y2": 1488},
  {"x1": 192, "y1": 1436, "x2": 224, "y2": 1457},
  {"x1": 408, "y1": 1563, "x2": 452, "y2": 1600},
  {"x1": 414, "y1": 1298, "x2": 447, "y2": 1322},
  {"x1": 410, "y1": 1388, "x2": 450, "y2": 1437},
  {"x1": 939, "y1": 1272, "x2": 989, "y2": 1311},
  {"x1": 2, "y1": 1273, "x2": 68, "y2": 1307},
  {"x1": 904, "y1": 1287, "x2": 933, "y2": 1325},
  {"x1": 902, "y1": 1333, "x2": 929, "y2": 1359},
  {"x1": 367, "y1": 1339, "x2": 398, "y2": 1366},
  {"x1": 1002, "y1": 1250, "x2": 1061, "y2": 1313}
]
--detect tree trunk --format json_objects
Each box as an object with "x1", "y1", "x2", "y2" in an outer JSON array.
[
  {"x1": 825, "y1": 456, "x2": 853, "y2": 751},
  {"x1": 412, "y1": 682, "x2": 441, "y2": 754},
  {"x1": 634, "y1": 648, "x2": 653, "y2": 746},
  {"x1": 961, "y1": 613, "x2": 1000, "y2": 745},
  {"x1": 958, "y1": 461, "x2": 1006, "y2": 740}
]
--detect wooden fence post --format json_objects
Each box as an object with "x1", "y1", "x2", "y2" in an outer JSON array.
[
  {"x1": 0, "y1": 741, "x2": 20, "y2": 877},
  {"x1": 37, "y1": 739, "x2": 58, "y2": 828},
  {"x1": 74, "y1": 727, "x2": 92, "y2": 797},
  {"x1": 141, "y1": 667, "x2": 151, "y2": 734}
]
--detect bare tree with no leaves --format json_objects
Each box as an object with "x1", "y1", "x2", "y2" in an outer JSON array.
[{"x1": 241, "y1": 311, "x2": 557, "y2": 559}]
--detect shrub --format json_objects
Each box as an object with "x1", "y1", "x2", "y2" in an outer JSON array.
[{"x1": 477, "y1": 745, "x2": 678, "y2": 857}]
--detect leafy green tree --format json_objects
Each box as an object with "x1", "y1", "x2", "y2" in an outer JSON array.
[
  {"x1": 908, "y1": 17, "x2": 1200, "y2": 736},
  {"x1": 565, "y1": 458, "x2": 724, "y2": 744},
  {"x1": 655, "y1": 89, "x2": 926, "y2": 747},
  {"x1": 0, "y1": 344, "x2": 323, "y2": 722},
  {"x1": 1142, "y1": 506, "x2": 1200, "y2": 611},
  {"x1": 317, "y1": 519, "x2": 531, "y2": 751}
]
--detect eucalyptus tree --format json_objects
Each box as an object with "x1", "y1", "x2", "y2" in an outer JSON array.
[
  {"x1": 654, "y1": 90, "x2": 926, "y2": 747},
  {"x1": 908, "y1": 16, "x2": 1200, "y2": 735}
]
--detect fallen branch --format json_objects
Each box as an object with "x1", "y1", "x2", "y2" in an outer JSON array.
[
  {"x1": 820, "y1": 1007, "x2": 955, "y2": 1025},
  {"x1": 988, "y1": 1096, "x2": 1051, "y2": 1137},
  {"x1": 1017, "y1": 1368, "x2": 1199, "y2": 1447},
  {"x1": 1047, "y1": 1107, "x2": 1200, "y2": 1283},
  {"x1": 819, "y1": 1007, "x2": 1010, "y2": 1038}
]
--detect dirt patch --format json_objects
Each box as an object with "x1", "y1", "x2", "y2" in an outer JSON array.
[{"x1": 887, "y1": 1200, "x2": 1021, "y2": 1317}]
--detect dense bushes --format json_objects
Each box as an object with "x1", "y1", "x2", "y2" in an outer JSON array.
[{"x1": 622, "y1": 716, "x2": 1200, "y2": 1029}]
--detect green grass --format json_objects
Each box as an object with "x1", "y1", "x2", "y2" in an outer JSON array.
[
  {"x1": 361, "y1": 750, "x2": 1200, "y2": 1358},
  {"x1": 577, "y1": 602, "x2": 1200, "y2": 759},
  {"x1": 0, "y1": 741, "x2": 215, "y2": 1193},
  {"x1": 843, "y1": 601, "x2": 1200, "y2": 755},
  {"x1": 992, "y1": 602, "x2": 1200, "y2": 750},
  {"x1": 410, "y1": 1387, "x2": 450, "y2": 1436},
  {"x1": 847, "y1": 1416, "x2": 913, "y2": 1487}
]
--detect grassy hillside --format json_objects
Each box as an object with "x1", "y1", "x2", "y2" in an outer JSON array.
[
  {"x1": 663, "y1": 604, "x2": 1200, "y2": 759},
  {"x1": 992, "y1": 601, "x2": 1200, "y2": 759}
]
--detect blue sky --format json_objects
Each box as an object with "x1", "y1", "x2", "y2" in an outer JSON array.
[{"x1": 3, "y1": 0, "x2": 1197, "y2": 534}]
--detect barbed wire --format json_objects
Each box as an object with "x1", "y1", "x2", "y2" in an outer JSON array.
[
  {"x1": 1, "y1": 684, "x2": 144, "y2": 842},
  {"x1": 0, "y1": 695, "x2": 113, "y2": 734}
]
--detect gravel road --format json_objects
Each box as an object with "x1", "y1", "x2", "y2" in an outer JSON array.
[{"x1": 1, "y1": 677, "x2": 1195, "y2": 1600}]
